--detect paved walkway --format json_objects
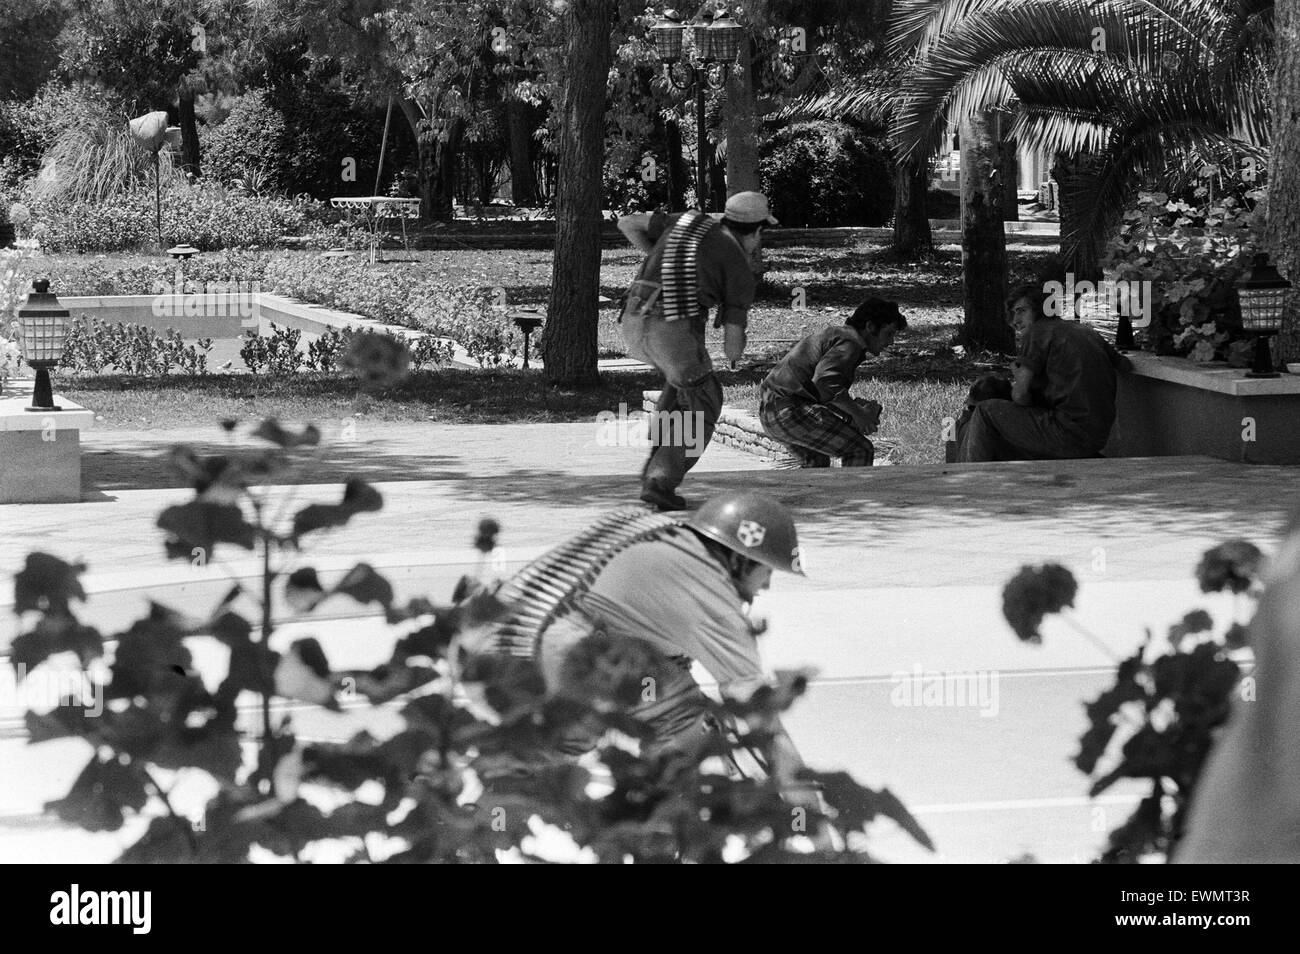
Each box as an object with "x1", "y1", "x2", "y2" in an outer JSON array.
[{"x1": 1, "y1": 429, "x2": 1296, "y2": 863}]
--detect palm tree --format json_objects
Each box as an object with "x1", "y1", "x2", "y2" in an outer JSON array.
[{"x1": 888, "y1": 0, "x2": 1273, "y2": 277}]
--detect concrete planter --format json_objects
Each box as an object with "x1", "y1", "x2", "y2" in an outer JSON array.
[{"x1": 1104, "y1": 353, "x2": 1300, "y2": 464}]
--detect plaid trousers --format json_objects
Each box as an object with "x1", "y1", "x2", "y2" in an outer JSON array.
[{"x1": 759, "y1": 397, "x2": 874, "y2": 467}]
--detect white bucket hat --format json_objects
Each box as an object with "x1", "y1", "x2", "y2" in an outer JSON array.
[{"x1": 721, "y1": 191, "x2": 779, "y2": 226}]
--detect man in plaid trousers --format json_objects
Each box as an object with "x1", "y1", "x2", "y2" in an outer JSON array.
[{"x1": 759, "y1": 298, "x2": 907, "y2": 467}]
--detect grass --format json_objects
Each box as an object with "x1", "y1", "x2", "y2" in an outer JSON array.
[
  {"x1": 47, "y1": 239, "x2": 1049, "y2": 463},
  {"x1": 725, "y1": 379, "x2": 971, "y2": 466},
  {"x1": 63, "y1": 368, "x2": 665, "y2": 428}
]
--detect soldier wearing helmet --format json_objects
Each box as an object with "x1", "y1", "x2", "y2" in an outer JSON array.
[{"x1": 557, "y1": 490, "x2": 813, "y2": 790}]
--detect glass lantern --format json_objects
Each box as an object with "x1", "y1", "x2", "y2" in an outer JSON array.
[
  {"x1": 650, "y1": 17, "x2": 685, "y2": 62},
  {"x1": 17, "y1": 279, "x2": 69, "y2": 410},
  {"x1": 1235, "y1": 252, "x2": 1291, "y2": 378},
  {"x1": 707, "y1": 13, "x2": 744, "y2": 63}
]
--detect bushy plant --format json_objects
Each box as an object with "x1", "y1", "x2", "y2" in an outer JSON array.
[
  {"x1": 1103, "y1": 188, "x2": 1269, "y2": 361},
  {"x1": 1004, "y1": 541, "x2": 1262, "y2": 862},
  {"x1": 0, "y1": 82, "x2": 124, "y2": 189},
  {"x1": 9, "y1": 419, "x2": 932, "y2": 863},
  {"x1": 261, "y1": 256, "x2": 517, "y2": 365},
  {"x1": 304, "y1": 325, "x2": 453, "y2": 373},
  {"x1": 239, "y1": 324, "x2": 302, "y2": 376},
  {"x1": 60, "y1": 317, "x2": 211, "y2": 376},
  {"x1": 32, "y1": 182, "x2": 309, "y2": 252},
  {"x1": 32, "y1": 248, "x2": 271, "y2": 298},
  {"x1": 759, "y1": 120, "x2": 894, "y2": 228},
  {"x1": 199, "y1": 91, "x2": 288, "y2": 192}
]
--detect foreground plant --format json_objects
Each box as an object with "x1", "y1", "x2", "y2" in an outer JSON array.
[
  {"x1": 12, "y1": 417, "x2": 931, "y2": 863},
  {"x1": 1004, "y1": 542, "x2": 1262, "y2": 862}
]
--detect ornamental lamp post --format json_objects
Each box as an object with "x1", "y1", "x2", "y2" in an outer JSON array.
[
  {"x1": 649, "y1": 8, "x2": 744, "y2": 212},
  {"x1": 1235, "y1": 252, "x2": 1292, "y2": 379},
  {"x1": 17, "y1": 279, "x2": 69, "y2": 411},
  {"x1": 507, "y1": 308, "x2": 544, "y2": 369}
]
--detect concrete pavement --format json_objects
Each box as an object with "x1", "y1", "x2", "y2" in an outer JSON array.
[{"x1": 1, "y1": 421, "x2": 1294, "y2": 862}]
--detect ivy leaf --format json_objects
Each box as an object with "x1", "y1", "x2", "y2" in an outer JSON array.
[
  {"x1": 274, "y1": 639, "x2": 338, "y2": 709},
  {"x1": 807, "y1": 770, "x2": 935, "y2": 851},
  {"x1": 13, "y1": 552, "x2": 87, "y2": 616},
  {"x1": 252, "y1": 418, "x2": 321, "y2": 449},
  {"x1": 334, "y1": 563, "x2": 394, "y2": 608},
  {"x1": 46, "y1": 754, "x2": 149, "y2": 833},
  {"x1": 10, "y1": 616, "x2": 102, "y2": 675},
  {"x1": 105, "y1": 605, "x2": 193, "y2": 700},
  {"x1": 153, "y1": 724, "x2": 244, "y2": 781},
  {"x1": 25, "y1": 702, "x2": 97, "y2": 744},
  {"x1": 218, "y1": 639, "x2": 279, "y2": 701},
  {"x1": 285, "y1": 567, "x2": 326, "y2": 613},
  {"x1": 210, "y1": 610, "x2": 252, "y2": 646},
  {"x1": 158, "y1": 500, "x2": 257, "y2": 557},
  {"x1": 1075, "y1": 647, "x2": 1146, "y2": 775},
  {"x1": 291, "y1": 479, "x2": 383, "y2": 540},
  {"x1": 117, "y1": 816, "x2": 196, "y2": 863}
]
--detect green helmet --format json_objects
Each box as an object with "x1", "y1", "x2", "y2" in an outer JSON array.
[{"x1": 686, "y1": 492, "x2": 805, "y2": 575}]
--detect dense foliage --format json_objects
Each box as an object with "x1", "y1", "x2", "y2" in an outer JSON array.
[
  {"x1": 60, "y1": 318, "x2": 212, "y2": 375},
  {"x1": 30, "y1": 182, "x2": 313, "y2": 252},
  {"x1": 759, "y1": 120, "x2": 894, "y2": 227},
  {"x1": 1103, "y1": 186, "x2": 1270, "y2": 361},
  {"x1": 1004, "y1": 541, "x2": 1263, "y2": 862}
]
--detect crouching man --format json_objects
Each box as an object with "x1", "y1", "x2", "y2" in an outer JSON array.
[{"x1": 759, "y1": 297, "x2": 907, "y2": 467}]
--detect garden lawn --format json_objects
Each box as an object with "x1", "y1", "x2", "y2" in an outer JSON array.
[
  {"x1": 63, "y1": 369, "x2": 665, "y2": 428},
  {"x1": 40, "y1": 238, "x2": 1044, "y2": 462}
]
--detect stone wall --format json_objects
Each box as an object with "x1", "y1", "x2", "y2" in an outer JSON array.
[{"x1": 642, "y1": 390, "x2": 786, "y2": 461}]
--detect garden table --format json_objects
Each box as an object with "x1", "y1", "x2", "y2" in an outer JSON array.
[{"x1": 329, "y1": 196, "x2": 421, "y2": 264}]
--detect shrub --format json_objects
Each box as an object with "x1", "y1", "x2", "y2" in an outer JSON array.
[
  {"x1": 0, "y1": 82, "x2": 124, "y2": 189},
  {"x1": 200, "y1": 91, "x2": 288, "y2": 192},
  {"x1": 60, "y1": 317, "x2": 211, "y2": 376},
  {"x1": 1003, "y1": 541, "x2": 1261, "y2": 862},
  {"x1": 759, "y1": 120, "x2": 894, "y2": 228},
  {"x1": 32, "y1": 181, "x2": 309, "y2": 252},
  {"x1": 31, "y1": 110, "x2": 181, "y2": 207},
  {"x1": 1103, "y1": 188, "x2": 1269, "y2": 361},
  {"x1": 261, "y1": 255, "x2": 517, "y2": 365},
  {"x1": 239, "y1": 324, "x2": 302, "y2": 376}
]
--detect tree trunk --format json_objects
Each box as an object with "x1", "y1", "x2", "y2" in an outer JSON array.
[
  {"x1": 891, "y1": 157, "x2": 932, "y2": 256},
  {"x1": 724, "y1": 37, "x2": 761, "y2": 195},
  {"x1": 1000, "y1": 136, "x2": 1019, "y2": 221},
  {"x1": 426, "y1": 118, "x2": 464, "y2": 222},
  {"x1": 665, "y1": 115, "x2": 687, "y2": 211},
  {"x1": 709, "y1": 148, "x2": 727, "y2": 211},
  {"x1": 178, "y1": 84, "x2": 200, "y2": 179},
  {"x1": 959, "y1": 112, "x2": 1013, "y2": 353},
  {"x1": 1053, "y1": 152, "x2": 1103, "y2": 283},
  {"x1": 543, "y1": 0, "x2": 611, "y2": 386},
  {"x1": 399, "y1": 98, "x2": 436, "y2": 222},
  {"x1": 1268, "y1": 0, "x2": 1300, "y2": 361},
  {"x1": 506, "y1": 95, "x2": 538, "y2": 206}
]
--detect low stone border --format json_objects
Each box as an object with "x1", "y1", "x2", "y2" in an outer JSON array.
[
  {"x1": 642, "y1": 390, "x2": 786, "y2": 460},
  {"x1": 642, "y1": 389, "x2": 904, "y2": 465}
]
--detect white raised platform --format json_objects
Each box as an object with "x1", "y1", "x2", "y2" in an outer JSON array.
[
  {"x1": 0, "y1": 378, "x2": 94, "y2": 503},
  {"x1": 1126, "y1": 352, "x2": 1300, "y2": 397}
]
